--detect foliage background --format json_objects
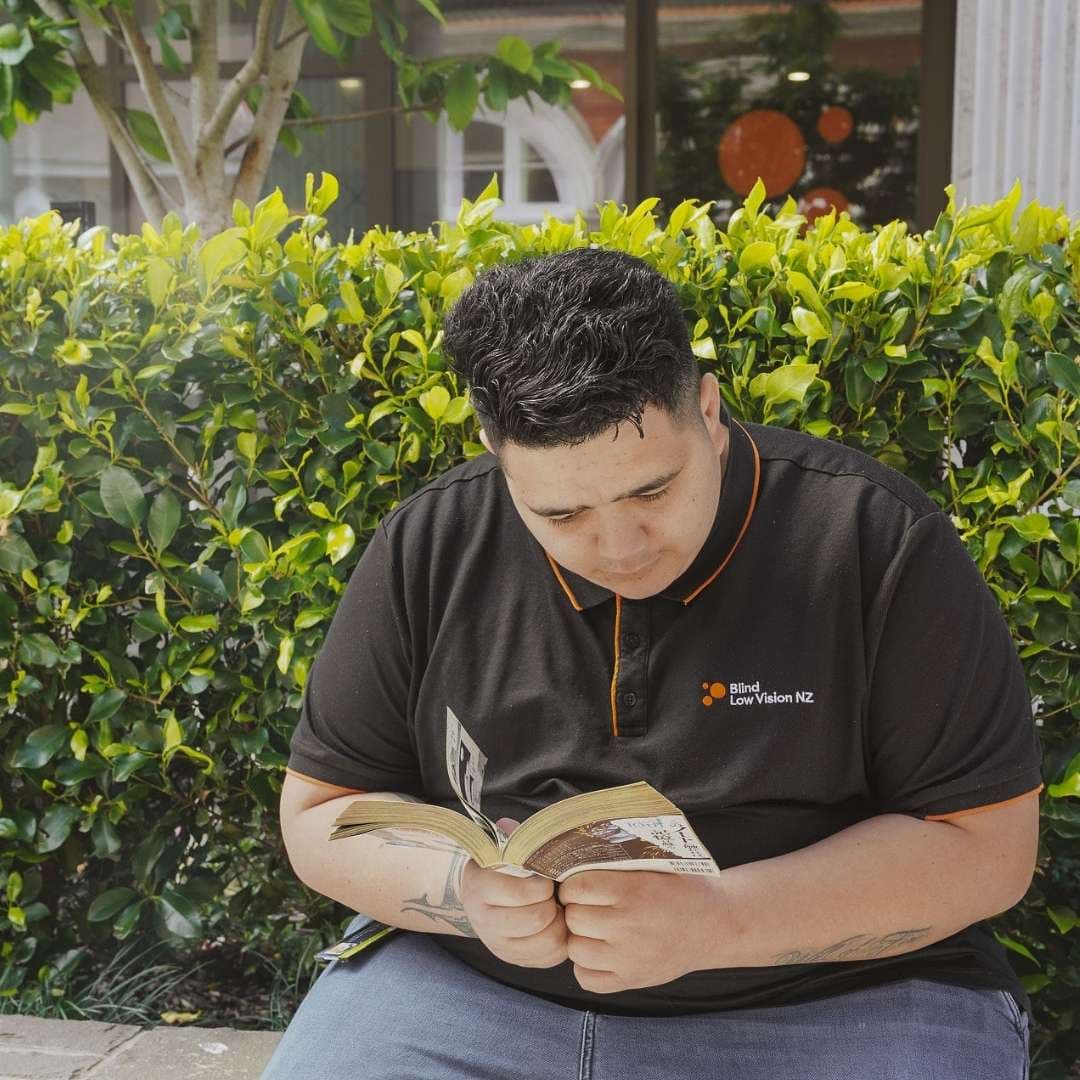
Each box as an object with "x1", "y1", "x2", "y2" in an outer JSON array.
[{"x1": 0, "y1": 175, "x2": 1078, "y2": 1073}]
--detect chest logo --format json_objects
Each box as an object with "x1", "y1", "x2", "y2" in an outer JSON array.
[{"x1": 701, "y1": 680, "x2": 815, "y2": 707}]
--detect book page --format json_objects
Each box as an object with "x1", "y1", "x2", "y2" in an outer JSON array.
[
  {"x1": 445, "y1": 706, "x2": 508, "y2": 847},
  {"x1": 520, "y1": 814, "x2": 721, "y2": 882}
]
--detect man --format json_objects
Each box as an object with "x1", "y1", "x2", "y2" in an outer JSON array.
[{"x1": 263, "y1": 248, "x2": 1042, "y2": 1078}]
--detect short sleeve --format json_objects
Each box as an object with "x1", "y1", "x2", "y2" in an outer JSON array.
[
  {"x1": 287, "y1": 520, "x2": 423, "y2": 794},
  {"x1": 866, "y1": 511, "x2": 1044, "y2": 820}
]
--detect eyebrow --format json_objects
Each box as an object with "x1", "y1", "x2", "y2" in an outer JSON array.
[{"x1": 526, "y1": 465, "x2": 684, "y2": 518}]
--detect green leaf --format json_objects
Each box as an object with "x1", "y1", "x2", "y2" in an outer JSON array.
[
  {"x1": 302, "y1": 303, "x2": 328, "y2": 331},
  {"x1": 1045, "y1": 352, "x2": 1080, "y2": 396},
  {"x1": 830, "y1": 281, "x2": 876, "y2": 302},
  {"x1": 446, "y1": 62, "x2": 479, "y2": 131},
  {"x1": 326, "y1": 523, "x2": 355, "y2": 565},
  {"x1": 178, "y1": 614, "x2": 219, "y2": 633},
  {"x1": 0, "y1": 533, "x2": 38, "y2": 574},
  {"x1": 88, "y1": 887, "x2": 137, "y2": 923},
  {"x1": 13, "y1": 724, "x2": 68, "y2": 769},
  {"x1": 36, "y1": 805, "x2": 81, "y2": 854},
  {"x1": 17, "y1": 633, "x2": 61, "y2": 668},
  {"x1": 364, "y1": 441, "x2": 396, "y2": 470},
  {"x1": 744, "y1": 178, "x2": 766, "y2": 216},
  {"x1": 100, "y1": 466, "x2": 147, "y2": 529},
  {"x1": 294, "y1": 0, "x2": 342, "y2": 57},
  {"x1": 0, "y1": 25, "x2": 33, "y2": 66},
  {"x1": 146, "y1": 257, "x2": 173, "y2": 308},
  {"x1": 441, "y1": 396, "x2": 473, "y2": 424},
  {"x1": 126, "y1": 109, "x2": 171, "y2": 162},
  {"x1": 322, "y1": 0, "x2": 372, "y2": 37},
  {"x1": 158, "y1": 884, "x2": 203, "y2": 939},
  {"x1": 496, "y1": 36, "x2": 533, "y2": 74},
  {"x1": 791, "y1": 306, "x2": 829, "y2": 344},
  {"x1": 414, "y1": 0, "x2": 446, "y2": 25},
  {"x1": 277, "y1": 634, "x2": 294, "y2": 675},
  {"x1": 738, "y1": 241, "x2": 776, "y2": 273},
  {"x1": 87, "y1": 688, "x2": 127, "y2": 725},
  {"x1": 197, "y1": 229, "x2": 246, "y2": 294},
  {"x1": 749, "y1": 363, "x2": 820, "y2": 409},
  {"x1": 148, "y1": 490, "x2": 181, "y2": 552},
  {"x1": 309, "y1": 171, "x2": 339, "y2": 216},
  {"x1": 419, "y1": 386, "x2": 450, "y2": 420},
  {"x1": 993, "y1": 932, "x2": 1039, "y2": 967}
]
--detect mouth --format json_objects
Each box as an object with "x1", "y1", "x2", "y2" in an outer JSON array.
[{"x1": 606, "y1": 557, "x2": 656, "y2": 576}]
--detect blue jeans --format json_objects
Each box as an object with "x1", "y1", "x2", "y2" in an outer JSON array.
[{"x1": 261, "y1": 914, "x2": 1030, "y2": 1080}]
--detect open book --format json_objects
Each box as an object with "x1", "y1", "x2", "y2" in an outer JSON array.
[{"x1": 329, "y1": 707, "x2": 721, "y2": 883}]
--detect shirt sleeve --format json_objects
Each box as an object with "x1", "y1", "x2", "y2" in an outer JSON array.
[
  {"x1": 287, "y1": 519, "x2": 423, "y2": 795},
  {"x1": 866, "y1": 510, "x2": 1044, "y2": 820}
]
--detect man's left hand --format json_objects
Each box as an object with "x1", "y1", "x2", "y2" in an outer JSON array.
[{"x1": 557, "y1": 869, "x2": 736, "y2": 994}]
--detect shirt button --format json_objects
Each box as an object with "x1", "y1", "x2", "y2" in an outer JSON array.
[
  {"x1": 625, "y1": 632, "x2": 641, "y2": 649},
  {"x1": 622, "y1": 691, "x2": 638, "y2": 707}
]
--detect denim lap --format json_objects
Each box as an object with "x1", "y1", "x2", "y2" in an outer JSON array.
[{"x1": 261, "y1": 920, "x2": 1029, "y2": 1080}]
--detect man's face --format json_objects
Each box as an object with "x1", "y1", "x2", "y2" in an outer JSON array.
[{"x1": 482, "y1": 373, "x2": 729, "y2": 600}]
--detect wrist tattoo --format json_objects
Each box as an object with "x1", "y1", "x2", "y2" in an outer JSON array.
[
  {"x1": 771, "y1": 927, "x2": 932, "y2": 965},
  {"x1": 401, "y1": 850, "x2": 478, "y2": 938}
]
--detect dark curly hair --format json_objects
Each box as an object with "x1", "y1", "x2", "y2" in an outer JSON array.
[{"x1": 442, "y1": 247, "x2": 703, "y2": 455}]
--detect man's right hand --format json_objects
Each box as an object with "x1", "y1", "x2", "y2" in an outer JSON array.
[{"x1": 459, "y1": 817, "x2": 568, "y2": 968}]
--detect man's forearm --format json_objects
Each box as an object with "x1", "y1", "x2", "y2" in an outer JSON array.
[
  {"x1": 712, "y1": 812, "x2": 1024, "y2": 969},
  {"x1": 284, "y1": 792, "x2": 479, "y2": 938}
]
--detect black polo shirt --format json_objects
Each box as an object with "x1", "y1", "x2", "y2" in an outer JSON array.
[{"x1": 287, "y1": 396, "x2": 1044, "y2": 1017}]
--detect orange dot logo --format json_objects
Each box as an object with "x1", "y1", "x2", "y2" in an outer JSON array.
[{"x1": 701, "y1": 681, "x2": 727, "y2": 707}]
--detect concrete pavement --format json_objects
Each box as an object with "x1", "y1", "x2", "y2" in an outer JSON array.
[{"x1": 0, "y1": 1016, "x2": 281, "y2": 1079}]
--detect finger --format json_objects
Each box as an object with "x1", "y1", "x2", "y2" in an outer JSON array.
[
  {"x1": 495, "y1": 817, "x2": 522, "y2": 834},
  {"x1": 501, "y1": 897, "x2": 561, "y2": 939},
  {"x1": 561, "y1": 901, "x2": 609, "y2": 939},
  {"x1": 566, "y1": 931, "x2": 617, "y2": 971},
  {"x1": 480, "y1": 868, "x2": 554, "y2": 907},
  {"x1": 558, "y1": 870, "x2": 621, "y2": 906},
  {"x1": 573, "y1": 964, "x2": 624, "y2": 995}
]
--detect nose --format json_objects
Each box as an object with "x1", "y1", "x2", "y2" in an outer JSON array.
[{"x1": 596, "y1": 526, "x2": 651, "y2": 572}]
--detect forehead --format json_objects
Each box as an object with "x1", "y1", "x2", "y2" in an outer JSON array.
[{"x1": 500, "y1": 403, "x2": 685, "y2": 477}]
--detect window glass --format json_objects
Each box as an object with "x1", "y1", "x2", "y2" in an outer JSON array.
[{"x1": 656, "y1": 0, "x2": 922, "y2": 228}]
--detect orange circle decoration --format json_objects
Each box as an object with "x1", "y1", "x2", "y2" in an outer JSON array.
[
  {"x1": 798, "y1": 187, "x2": 849, "y2": 224},
  {"x1": 717, "y1": 110, "x2": 807, "y2": 197},
  {"x1": 817, "y1": 105, "x2": 854, "y2": 144}
]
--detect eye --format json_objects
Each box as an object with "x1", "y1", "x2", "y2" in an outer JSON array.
[{"x1": 547, "y1": 488, "x2": 670, "y2": 527}]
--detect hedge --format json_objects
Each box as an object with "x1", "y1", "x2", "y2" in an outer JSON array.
[{"x1": 0, "y1": 174, "x2": 1078, "y2": 1070}]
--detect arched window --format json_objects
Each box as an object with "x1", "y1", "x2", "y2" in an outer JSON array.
[{"x1": 440, "y1": 98, "x2": 623, "y2": 224}]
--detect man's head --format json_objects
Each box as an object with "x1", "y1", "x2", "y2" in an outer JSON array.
[{"x1": 442, "y1": 247, "x2": 729, "y2": 599}]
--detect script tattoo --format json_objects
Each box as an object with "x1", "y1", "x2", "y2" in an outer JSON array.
[
  {"x1": 771, "y1": 927, "x2": 932, "y2": 965},
  {"x1": 400, "y1": 850, "x2": 478, "y2": 938}
]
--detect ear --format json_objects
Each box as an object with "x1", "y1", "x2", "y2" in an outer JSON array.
[{"x1": 479, "y1": 429, "x2": 493, "y2": 454}]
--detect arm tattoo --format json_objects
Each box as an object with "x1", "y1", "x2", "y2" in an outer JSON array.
[
  {"x1": 401, "y1": 850, "x2": 478, "y2": 938},
  {"x1": 771, "y1": 927, "x2": 932, "y2": 965}
]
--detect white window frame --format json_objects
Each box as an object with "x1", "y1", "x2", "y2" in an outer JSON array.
[{"x1": 440, "y1": 97, "x2": 616, "y2": 224}]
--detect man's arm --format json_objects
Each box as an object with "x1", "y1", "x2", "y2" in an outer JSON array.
[
  {"x1": 280, "y1": 771, "x2": 478, "y2": 938},
  {"x1": 710, "y1": 793, "x2": 1040, "y2": 969}
]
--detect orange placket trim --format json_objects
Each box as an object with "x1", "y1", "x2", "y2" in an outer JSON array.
[
  {"x1": 609, "y1": 594, "x2": 623, "y2": 736},
  {"x1": 545, "y1": 551, "x2": 584, "y2": 610},
  {"x1": 682, "y1": 419, "x2": 761, "y2": 605},
  {"x1": 923, "y1": 783, "x2": 1044, "y2": 821}
]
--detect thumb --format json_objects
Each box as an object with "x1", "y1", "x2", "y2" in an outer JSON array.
[{"x1": 495, "y1": 816, "x2": 522, "y2": 835}]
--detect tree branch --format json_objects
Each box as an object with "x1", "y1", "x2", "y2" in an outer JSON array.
[
  {"x1": 115, "y1": 8, "x2": 199, "y2": 197},
  {"x1": 230, "y1": 0, "x2": 308, "y2": 207},
  {"x1": 273, "y1": 23, "x2": 308, "y2": 52},
  {"x1": 34, "y1": 0, "x2": 170, "y2": 223},
  {"x1": 189, "y1": 0, "x2": 219, "y2": 136},
  {"x1": 199, "y1": 0, "x2": 277, "y2": 152}
]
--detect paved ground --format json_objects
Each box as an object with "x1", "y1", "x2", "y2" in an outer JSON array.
[{"x1": 0, "y1": 1016, "x2": 282, "y2": 1079}]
